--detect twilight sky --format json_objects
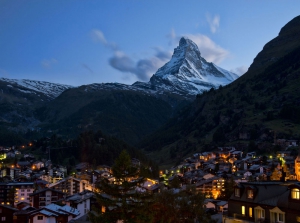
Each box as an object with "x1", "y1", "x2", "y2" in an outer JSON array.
[{"x1": 0, "y1": 0, "x2": 300, "y2": 86}]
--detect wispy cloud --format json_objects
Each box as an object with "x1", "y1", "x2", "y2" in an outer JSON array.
[
  {"x1": 41, "y1": 59, "x2": 57, "y2": 69},
  {"x1": 166, "y1": 28, "x2": 229, "y2": 64},
  {"x1": 82, "y1": 63, "x2": 93, "y2": 73},
  {"x1": 90, "y1": 29, "x2": 117, "y2": 50},
  {"x1": 185, "y1": 34, "x2": 229, "y2": 64},
  {"x1": 166, "y1": 28, "x2": 177, "y2": 45},
  {"x1": 91, "y1": 29, "x2": 171, "y2": 81},
  {"x1": 230, "y1": 66, "x2": 248, "y2": 76},
  {"x1": 206, "y1": 13, "x2": 220, "y2": 33}
]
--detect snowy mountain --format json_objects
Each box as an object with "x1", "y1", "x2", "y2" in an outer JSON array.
[
  {"x1": 133, "y1": 37, "x2": 239, "y2": 95},
  {"x1": 0, "y1": 78, "x2": 73, "y2": 99},
  {"x1": 0, "y1": 37, "x2": 237, "y2": 101}
]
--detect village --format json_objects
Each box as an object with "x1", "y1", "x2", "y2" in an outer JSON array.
[{"x1": 0, "y1": 138, "x2": 299, "y2": 223}]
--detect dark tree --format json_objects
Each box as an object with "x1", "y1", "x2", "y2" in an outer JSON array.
[{"x1": 90, "y1": 150, "x2": 151, "y2": 223}]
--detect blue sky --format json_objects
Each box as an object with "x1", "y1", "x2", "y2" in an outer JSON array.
[{"x1": 0, "y1": 0, "x2": 300, "y2": 86}]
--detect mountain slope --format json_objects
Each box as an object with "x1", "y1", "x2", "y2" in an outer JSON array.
[
  {"x1": 0, "y1": 78, "x2": 73, "y2": 133},
  {"x1": 139, "y1": 15, "x2": 300, "y2": 164},
  {"x1": 35, "y1": 86, "x2": 177, "y2": 145}
]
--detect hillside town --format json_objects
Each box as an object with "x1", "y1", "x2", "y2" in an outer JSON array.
[{"x1": 0, "y1": 138, "x2": 299, "y2": 223}]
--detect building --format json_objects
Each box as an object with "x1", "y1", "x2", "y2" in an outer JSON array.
[
  {"x1": 64, "y1": 190, "x2": 93, "y2": 218},
  {"x1": 196, "y1": 177, "x2": 225, "y2": 199},
  {"x1": 0, "y1": 204, "x2": 18, "y2": 223},
  {"x1": 48, "y1": 176, "x2": 92, "y2": 195},
  {"x1": 32, "y1": 161, "x2": 44, "y2": 170},
  {"x1": 295, "y1": 151, "x2": 300, "y2": 181},
  {"x1": 29, "y1": 188, "x2": 65, "y2": 209},
  {"x1": 29, "y1": 203, "x2": 80, "y2": 223},
  {"x1": 224, "y1": 181, "x2": 300, "y2": 223},
  {"x1": 11, "y1": 182, "x2": 35, "y2": 206},
  {"x1": 0, "y1": 182, "x2": 34, "y2": 206}
]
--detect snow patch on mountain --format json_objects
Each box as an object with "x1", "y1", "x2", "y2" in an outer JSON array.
[{"x1": 0, "y1": 78, "x2": 73, "y2": 99}]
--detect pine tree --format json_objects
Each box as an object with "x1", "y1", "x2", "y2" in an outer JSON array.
[
  {"x1": 151, "y1": 187, "x2": 217, "y2": 223},
  {"x1": 90, "y1": 150, "x2": 151, "y2": 223}
]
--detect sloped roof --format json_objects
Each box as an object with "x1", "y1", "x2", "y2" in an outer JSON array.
[
  {"x1": 40, "y1": 209, "x2": 58, "y2": 217},
  {"x1": 29, "y1": 187, "x2": 65, "y2": 196},
  {"x1": 0, "y1": 204, "x2": 18, "y2": 211},
  {"x1": 230, "y1": 182, "x2": 289, "y2": 205}
]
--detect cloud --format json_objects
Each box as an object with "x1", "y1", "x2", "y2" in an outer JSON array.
[
  {"x1": 91, "y1": 29, "x2": 107, "y2": 44},
  {"x1": 134, "y1": 57, "x2": 166, "y2": 81},
  {"x1": 91, "y1": 29, "x2": 171, "y2": 81},
  {"x1": 230, "y1": 66, "x2": 248, "y2": 76},
  {"x1": 166, "y1": 28, "x2": 177, "y2": 45},
  {"x1": 185, "y1": 34, "x2": 229, "y2": 64},
  {"x1": 109, "y1": 50, "x2": 168, "y2": 81},
  {"x1": 206, "y1": 13, "x2": 220, "y2": 33},
  {"x1": 41, "y1": 59, "x2": 57, "y2": 68},
  {"x1": 154, "y1": 47, "x2": 172, "y2": 60},
  {"x1": 109, "y1": 51, "x2": 135, "y2": 73},
  {"x1": 90, "y1": 29, "x2": 117, "y2": 50},
  {"x1": 82, "y1": 63, "x2": 93, "y2": 73}
]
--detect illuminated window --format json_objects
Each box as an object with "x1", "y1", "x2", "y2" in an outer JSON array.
[
  {"x1": 242, "y1": 206, "x2": 245, "y2": 215},
  {"x1": 292, "y1": 188, "x2": 300, "y2": 199},
  {"x1": 235, "y1": 188, "x2": 240, "y2": 197},
  {"x1": 247, "y1": 189, "x2": 254, "y2": 199},
  {"x1": 249, "y1": 207, "x2": 253, "y2": 217}
]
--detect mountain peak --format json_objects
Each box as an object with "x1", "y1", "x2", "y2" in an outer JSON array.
[
  {"x1": 179, "y1": 37, "x2": 198, "y2": 50},
  {"x1": 144, "y1": 37, "x2": 238, "y2": 95}
]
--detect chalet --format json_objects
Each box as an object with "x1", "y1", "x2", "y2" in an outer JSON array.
[
  {"x1": 75, "y1": 163, "x2": 89, "y2": 173},
  {"x1": 196, "y1": 177, "x2": 225, "y2": 199},
  {"x1": 231, "y1": 151, "x2": 243, "y2": 158},
  {"x1": 32, "y1": 161, "x2": 44, "y2": 170},
  {"x1": 29, "y1": 203, "x2": 79, "y2": 223},
  {"x1": 17, "y1": 161, "x2": 30, "y2": 170},
  {"x1": 64, "y1": 190, "x2": 93, "y2": 218},
  {"x1": 48, "y1": 176, "x2": 92, "y2": 196},
  {"x1": 224, "y1": 181, "x2": 300, "y2": 223},
  {"x1": 29, "y1": 188, "x2": 65, "y2": 209},
  {"x1": 0, "y1": 204, "x2": 18, "y2": 223}
]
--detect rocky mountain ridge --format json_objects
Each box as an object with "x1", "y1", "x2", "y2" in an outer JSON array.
[{"x1": 0, "y1": 78, "x2": 73, "y2": 100}]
